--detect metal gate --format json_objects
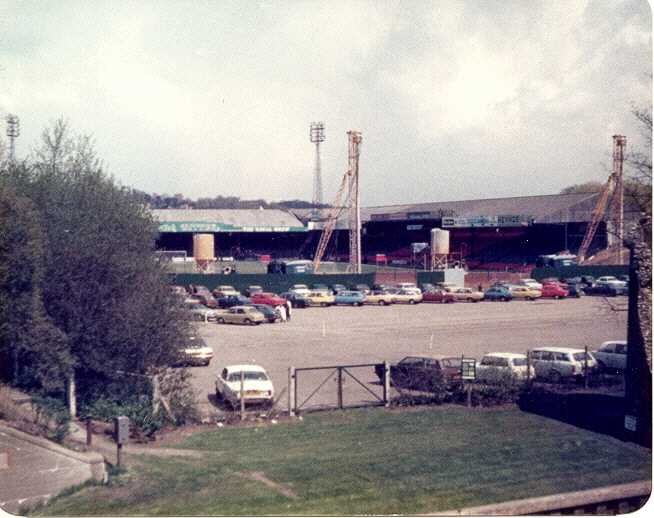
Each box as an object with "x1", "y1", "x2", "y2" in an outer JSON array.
[{"x1": 288, "y1": 363, "x2": 390, "y2": 414}]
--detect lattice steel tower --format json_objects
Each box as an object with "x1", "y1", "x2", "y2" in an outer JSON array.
[
  {"x1": 310, "y1": 122, "x2": 325, "y2": 207},
  {"x1": 5, "y1": 114, "x2": 20, "y2": 162},
  {"x1": 347, "y1": 131, "x2": 363, "y2": 273}
]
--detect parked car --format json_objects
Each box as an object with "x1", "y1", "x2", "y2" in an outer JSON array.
[
  {"x1": 484, "y1": 286, "x2": 513, "y2": 301},
  {"x1": 349, "y1": 284, "x2": 371, "y2": 295},
  {"x1": 422, "y1": 289, "x2": 456, "y2": 304},
  {"x1": 519, "y1": 278, "x2": 543, "y2": 291},
  {"x1": 509, "y1": 285, "x2": 542, "y2": 301},
  {"x1": 476, "y1": 353, "x2": 534, "y2": 382},
  {"x1": 364, "y1": 290, "x2": 395, "y2": 306},
  {"x1": 215, "y1": 364, "x2": 274, "y2": 408},
  {"x1": 540, "y1": 283, "x2": 568, "y2": 299},
  {"x1": 447, "y1": 287, "x2": 484, "y2": 302},
  {"x1": 311, "y1": 284, "x2": 331, "y2": 293},
  {"x1": 289, "y1": 284, "x2": 312, "y2": 296},
  {"x1": 564, "y1": 277, "x2": 583, "y2": 286},
  {"x1": 580, "y1": 275, "x2": 596, "y2": 287},
  {"x1": 249, "y1": 292, "x2": 287, "y2": 307},
  {"x1": 216, "y1": 306, "x2": 265, "y2": 325},
  {"x1": 177, "y1": 334, "x2": 213, "y2": 366},
  {"x1": 306, "y1": 291, "x2": 335, "y2": 307},
  {"x1": 595, "y1": 276, "x2": 627, "y2": 289},
  {"x1": 594, "y1": 340, "x2": 627, "y2": 372},
  {"x1": 584, "y1": 284, "x2": 627, "y2": 297},
  {"x1": 184, "y1": 300, "x2": 220, "y2": 322},
  {"x1": 395, "y1": 282, "x2": 419, "y2": 291},
  {"x1": 189, "y1": 292, "x2": 218, "y2": 308},
  {"x1": 330, "y1": 284, "x2": 347, "y2": 294},
  {"x1": 248, "y1": 304, "x2": 280, "y2": 323},
  {"x1": 243, "y1": 285, "x2": 264, "y2": 297},
  {"x1": 217, "y1": 294, "x2": 252, "y2": 308},
  {"x1": 375, "y1": 355, "x2": 463, "y2": 390},
  {"x1": 188, "y1": 284, "x2": 212, "y2": 296},
  {"x1": 170, "y1": 285, "x2": 187, "y2": 296},
  {"x1": 529, "y1": 347, "x2": 597, "y2": 383},
  {"x1": 390, "y1": 289, "x2": 423, "y2": 304},
  {"x1": 334, "y1": 290, "x2": 366, "y2": 306},
  {"x1": 280, "y1": 291, "x2": 310, "y2": 308},
  {"x1": 566, "y1": 283, "x2": 584, "y2": 298},
  {"x1": 212, "y1": 285, "x2": 240, "y2": 297}
]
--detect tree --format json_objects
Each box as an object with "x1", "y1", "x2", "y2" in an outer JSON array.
[
  {"x1": 2, "y1": 120, "x2": 191, "y2": 418},
  {"x1": 559, "y1": 182, "x2": 604, "y2": 195}
]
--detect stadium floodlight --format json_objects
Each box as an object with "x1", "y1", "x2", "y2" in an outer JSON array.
[{"x1": 6, "y1": 114, "x2": 20, "y2": 162}]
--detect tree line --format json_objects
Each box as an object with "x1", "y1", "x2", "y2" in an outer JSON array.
[{"x1": 134, "y1": 191, "x2": 331, "y2": 210}]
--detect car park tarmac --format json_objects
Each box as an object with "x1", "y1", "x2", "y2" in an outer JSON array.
[{"x1": 192, "y1": 297, "x2": 626, "y2": 416}]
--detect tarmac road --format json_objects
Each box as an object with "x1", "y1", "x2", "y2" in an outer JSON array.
[{"x1": 191, "y1": 296, "x2": 627, "y2": 416}]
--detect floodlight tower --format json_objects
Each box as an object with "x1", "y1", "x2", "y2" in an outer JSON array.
[
  {"x1": 310, "y1": 122, "x2": 325, "y2": 208},
  {"x1": 347, "y1": 130, "x2": 363, "y2": 273},
  {"x1": 610, "y1": 135, "x2": 626, "y2": 264},
  {"x1": 6, "y1": 114, "x2": 20, "y2": 162}
]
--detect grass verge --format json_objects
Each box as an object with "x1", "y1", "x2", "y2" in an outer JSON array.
[{"x1": 32, "y1": 406, "x2": 651, "y2": 515}]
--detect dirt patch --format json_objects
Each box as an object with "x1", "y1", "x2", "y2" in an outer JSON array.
[{"x1": 238, "y1": 471, "x2": 298, "y2": 499}]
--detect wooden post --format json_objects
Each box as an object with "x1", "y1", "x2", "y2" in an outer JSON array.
[
  {"x1": 383, "y1": 361, "x2": 390, "y2": 407},
  {"x1": 116, "y1": 443, "x2": 123, "y2": 468},
  {"x1": 86, "y1": 419, "x2": 92, "y2": 447},
  {"x1": 288, "y1": 367, "x2": 296, "y2": 417},
  {"x1": 240, "y1": 369, "x2": 245, "y2": 420},
  {"x1": 337, "y1": 367, "x2": 343, "y2": 409},
  {"x1": 151, "y1": 374, "x2": 161, "y2": 414},
  {"x1": 584, "y1": 345, "x2": 589, "y2": 389}
]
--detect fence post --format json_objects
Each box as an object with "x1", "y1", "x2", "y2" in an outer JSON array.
[
  {"x1": 240, "y1": 370, "x2": 245, "y2": 420},
  {"x1": 584, "y1": 345, "x2": 589, "y2": 389},
  {"x1": 337, "y1": 367, "x2": 343, "y2": 409},
  {"x1": 526, "y1": 350, "x2": 531, "y2": 385},
  {"x1": 383, "y1": 361, "x2": 390, "y2": 407},
  {"x1": 288, "y1": 367, "x2": 295, "y2": 417}
]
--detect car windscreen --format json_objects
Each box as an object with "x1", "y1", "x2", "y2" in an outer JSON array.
[
  {"x1": 227, "y1": 371, "x2": 269, "y2": 382},
  {"x1": 511, "y1": 358, "x2": 527, "y2": 366},
  {"x1": 573, "y1": 352, "x2": 592, "y2": 361}
]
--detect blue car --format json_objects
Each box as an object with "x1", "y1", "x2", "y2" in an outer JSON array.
[
  {"x1": 334, "y1": 290, "x2": 365, "y2": 306},
  {"x1": 484, "y1": 287, "x2": 513, "y2": 301}
]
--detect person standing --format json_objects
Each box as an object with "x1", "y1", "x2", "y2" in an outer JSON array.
[{"x1": 285, "y1": 299, "x2": 292, "y2": 321}]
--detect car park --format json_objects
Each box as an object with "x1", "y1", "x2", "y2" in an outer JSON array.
[
  {"x1": 311, "y1": 284, "x2": 330, "y2": 293},
  {"x1": 280, "y1": 291, "x2": 310, "y2": 308},
  {"x1": 476, "y1": 353, "x2": 534, "y2": 381},
  {"x1": 177, "y1": 334, "x2": 214, "y2": 366},
  {"x1": 248, "y1": 304, "x2": 280, "y2": 323},
  {"x1": 215, "y1": 364, "x2": 275, "y2": 408},
  {"x1": 529, "y1": 347, "x2": 597, "y2": 382},
  {"x1": 390, "y1": 288, "x2": 423, "y2": 304},
  {"x1": 484, "y1": 286, "x2": 513, "y2": 301},
  {"x1": 184, "y1": 300, "x2": 220, "y2": 322},
  {"x1": 594, "y1": 340, "x2": 627, "y2": 372},
  {"x1": 447, "y1": 287, "x2": 484, "y2": 302},
  {"x1": 249, "y1": 292, "x2": 287, "y2": 306},
  {"x1": 508, "y1": 285, "x2": 541, "y2": 301},
  {"x1": 364, "y1": 290, "x2": 395, "y2": 305},
  {"x1": 306, "y1": 291, "x2": 335, "y2": 307},
  {"x1": 540, "y1": 283, "x2": 568, "y2": 299},
  {"x1": 189, "y1": 292, "x2": 219, "y2": 308},
  {"x1": 334, "y1": 290, "x2": 366, "y2": 306},
  {"x1": 375, "y1": 355, "x2": 463, "y2": 390},
  {"x1": 580, "y1": 275, "x2": 596, "y2": 287},
  {"x1": 216, "y1": 306, "x2": 265, "y2": 325},
  {"x1": 422, "y1": 289, "x2": 456, "y2": 303},
  {"x1": 217, "y1": 294, "x2": 251, "y2": 308},
  {"x1": 584, "y1": 284, "x2": 627, "y2": 297}
]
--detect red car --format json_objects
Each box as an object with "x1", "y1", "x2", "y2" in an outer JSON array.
[
  {"x1": 540, "y1": 284, "x2": 568, "y2": 299},
  {"x1": 422, "y1": 289, "x2": 457, "y2": 303},
  {"x1": 249, "y1": 292, "x2": 287, "y2": 306}
]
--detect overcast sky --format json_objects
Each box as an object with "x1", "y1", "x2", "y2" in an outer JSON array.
[{"x1": 1, "y1": 0, "x2": 651, "y2": 206}]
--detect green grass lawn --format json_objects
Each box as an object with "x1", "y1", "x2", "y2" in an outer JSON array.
[{"x1": 34, "y1": 407, "x2": 651, "y2": 515}]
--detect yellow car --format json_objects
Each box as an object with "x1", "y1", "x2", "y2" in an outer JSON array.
[
  {"x1": 364, "y1": 290, "x2": 394, "y2": 306},
  {"x1": 306, "y1": 291, "x2": 335, "y2": 307},
  {"x1": 216, "y1": 306, "x2": 265, "y2": 325},
  {"x1": 446, "y1": 287, "x2": 484, "y2": 302},
  {"x1": 509, "y1": 285, "x2": 542, "y2": 300}
]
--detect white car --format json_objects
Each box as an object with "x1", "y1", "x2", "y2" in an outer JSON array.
[
  {"x1": 395, "y1": 282, "x2": 419, "y2": 291},
  {"x1": 184, "y1": 300, "x2": 219, "y2": 322},
  {"x1": 529, "y1": 347, "x2": 597, "y2": 382},
  {"x1": 178, "y1": 335, "x2": 214, "y2": 366},
  {"x1": 289, "y1": 284, "x2": 312, "y2": 297},
  {"x1": 215, "y1": 364, "x2": 275, "y2": 408},
  {"x1": 594, "y1": 341, "x2": 627, "y2": 371},
  {"x1": 215, "y1": 285, "x2": 240, "y2": 296},
  {"x1": 476, "y1": 353, "x2": 534, "y2": 382},
  {"x1": 520, "y1": 278, "x2": 543, "y2": 291},
  {"x1": 595, "y1": 276, "x2": 627, "y2": 289}
]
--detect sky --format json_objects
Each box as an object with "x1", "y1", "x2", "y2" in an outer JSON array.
[{"x1": 1, "y1": 0, "x2": 651, "y2": 206}]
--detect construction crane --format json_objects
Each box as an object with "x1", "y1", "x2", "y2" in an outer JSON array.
[
  {"x1": 577, "y1": 135, "x2": 626, "y2": 264},
  {"x1": 313, "y1": 131, "x2": 363, "y2": 273}
]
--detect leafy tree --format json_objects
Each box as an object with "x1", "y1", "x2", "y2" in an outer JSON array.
[{"x1": 559, "y1": 182, "x2": 604, "y2": 195}]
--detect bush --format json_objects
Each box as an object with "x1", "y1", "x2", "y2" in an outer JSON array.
[
  {"x1": 455, "y1": 372, "x2": 528, "y2": 407},
  {"x1": 31, "y1": 394, "x2": 71, "y2": 443},
  {"x1": 80, "y1": 396, "x2": 163, "y2": 438}
]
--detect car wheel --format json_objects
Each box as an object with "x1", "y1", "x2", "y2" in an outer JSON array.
[
  {"x1": 500, "y1": 297, "x2": 506, "y2": 302},
  {"x1": 409, "y1": 299, "x2": 416, "y2": 304},
  {"x1": 244, "y1": 318, "x2": 252, "y2": 325},
  {"x1": 217, "y1": 317, "x2": 225, "y2": 324},
  {"x1": 549, "y1": 370, "x2": 562, "y2": 384},
  {"x1": 215, "y1": 388, "x2": 223, "y2": 401},
  {"x1": 378, "y1": 300, "x2": 385, "y2": 306}
]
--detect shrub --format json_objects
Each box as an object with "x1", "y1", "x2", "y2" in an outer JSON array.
[
  {"x1": 30, "y1": 394, "x2": 71, "y2": 443},
  {"x1": 455, "y1": 372, "x2": 528, "y2": 407}
]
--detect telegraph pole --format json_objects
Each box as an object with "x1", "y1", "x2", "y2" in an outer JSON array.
[{"x1": 6, "y1": 114, "x2": 20, "y2": 162}]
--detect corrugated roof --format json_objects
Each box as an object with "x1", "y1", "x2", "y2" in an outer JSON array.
[{"x1": 152, "y1": 209, "x2": 305, "y2": 228}]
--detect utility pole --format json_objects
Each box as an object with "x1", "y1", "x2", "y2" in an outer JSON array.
[
  {"x1": 310, "y1": 122, "x2": 325, "y2": 214},
  {"x1": 347, "y1": 131, "x2": 363, "y2": 273},
  {"x1": 5, "y1": 114, "x2": 20, "y2": 162}
]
